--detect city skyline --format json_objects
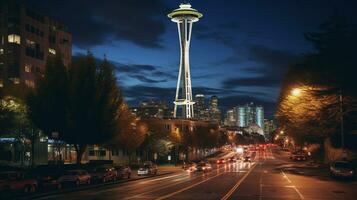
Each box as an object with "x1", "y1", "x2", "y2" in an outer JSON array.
[{"x1": 20, "y1": 0, "x2": 357, "y2": 118}]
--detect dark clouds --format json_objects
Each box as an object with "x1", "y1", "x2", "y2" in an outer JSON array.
[
  {"x1": 222, "y1": 45, "x2": 301, "y2": 89},
  {"x1": 24, "y1": 0, "x2": 167, "y2": 48}
]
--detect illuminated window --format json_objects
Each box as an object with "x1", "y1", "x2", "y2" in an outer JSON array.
[
  {"x1": 8, "y1": 34, "x2": 21, "y2": 44},
  {"x1": 24, "y1": 64, "x2": 31, "y2": 72},
  {"x1": 0, "y1": 48, "x2": 3, "y2": 54},
  {"x1": 25, "y1": 79, "x2": 35, "y2": 88},
  {"x1": 0, "y1": 79, "x2": 3, "y2": 87},
  {"x1": 12, "y1": 78, "x2": 20, "y2": 84},
  {"x1": 48, "y1": 48, "x2": 56, "y2": 55}
]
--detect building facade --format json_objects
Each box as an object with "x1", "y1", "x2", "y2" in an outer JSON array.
[
  {"x1": 130, "y1": 100, "x2": 171, "y2": 119},
  {"x1": 0, "y1": 1, "x2": 71, "y2": 89},
  {"x1": 209, "y1": 95, "x2": 221, "y2": 123},
  {"x1": 232, "y1": 102, "x2": 264, "y2": 129}
]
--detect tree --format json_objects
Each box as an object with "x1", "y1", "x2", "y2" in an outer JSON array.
[
  {"x1": 276, "y1": 15, "x2": 357, "y2": 149},
  {"x1": 0, "y1": 97, "x2": 16, "y2": 135},
  {"x1": 108, "y1": 103, "x2": 147, "y2": 163},
  {"x1": 28, "y1": 53, "x2": 124, "y2": 163}
]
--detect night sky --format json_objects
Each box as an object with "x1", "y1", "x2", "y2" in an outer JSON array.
[{"x1": 24, "y1": 0, "x2": 357, "y2": 118}]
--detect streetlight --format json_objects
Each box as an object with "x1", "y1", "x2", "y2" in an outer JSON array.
[
  {"x1": 291, "y1": 88, "x2": 301, "y2": 96},
  {"x1": 290, "y1": 87, "x2": 345, "y2": 154}
]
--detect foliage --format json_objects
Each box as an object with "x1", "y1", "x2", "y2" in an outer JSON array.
[
  {"x1": 27, "y1": 53, "x2": 124, "y2": 163},
  {"x1": 276, "y1": 15, "x2": 357, "y2": 149}
]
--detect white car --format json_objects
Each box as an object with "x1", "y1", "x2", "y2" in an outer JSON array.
[
  {"x1": 58, "y1": 170, "x2": 91, "y2": 186},
  {"x1": 137, "y1": 163, "x2": 158, "y2": 176}
]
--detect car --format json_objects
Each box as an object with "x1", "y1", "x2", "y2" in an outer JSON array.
[
  {"x1": 291, "y1": 153, "x2": 307, "y2": 161},
  {"x1": 243, "y1": 156, "x2": 251, "y2": 162},
  {"x1": 216, "y1": 158, "x2": 226, "y2": 164},
  {"x1": 89, "y1": 166, "x2": 118, "y2": 183},
  {"x1": 35, "y1": 174, "x2": 62, "y2": 190},
  {"x1": 0, "y1": 171, "x2": 38, "y2": 194},
  {"x1": 58, "y1": 170, "x2": 91, "y2": 186},
  {"x1": 196, "y1": 162, "x2": 212, "y2": 172},
  {"x1": 116, "y1": 165, "x2": 131, "y2": 179},
  {"x1": 228, "y1": 156, "x2": 237, "y2": 162},
  {"x1": 138, "y1": 162, "x2": 158, "y2": 176},
  {"x1": 186, "y1": 163, "x2": 198, "y2": 173},
  {"x1": 330, "y1": 161, "x2": 355, "y2": 179},
  {"x1": 29, "y1": 167, "x2": 62, "y2": 191}
]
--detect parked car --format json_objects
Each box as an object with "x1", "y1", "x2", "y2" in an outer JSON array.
[
  {"x1": 116, "y1": 165, "x2": 131, "y2": 179},
  {"x1": 0, "y1": 171, "x2": 38, "y2": 194},
  {"x1": 330, "y1": 161, "x2": 355, "y2": 179},
  {"x1": 138, "y1": 162, "x2": 158, "y2": 176},
  {"x1": 35, "y1": 174, "x2": 62, "y2": 190},
  {"x1": 58, "y1": 170, "x2": 91, "y2": 186},
  {"x1": 89, "y1": 166, "x2": 118, "y2": 183},
  {"x1": 29, "y1": 167, "x2": 62, "y2": 191},
  {"x1": 196, "y1": 162, "x2": 212, "y2": 172}
]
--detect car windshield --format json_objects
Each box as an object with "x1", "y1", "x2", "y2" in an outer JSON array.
[{"x1": 334, "y1": 162, "x2": 352, "y2": 169}]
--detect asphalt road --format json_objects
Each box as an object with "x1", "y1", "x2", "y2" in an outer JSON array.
[{"x1": 33, "y1": 148, "x2": 357, "y2": 200}]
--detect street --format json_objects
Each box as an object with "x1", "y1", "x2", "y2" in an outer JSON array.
[{"x1": 30, "y1": 148, "x2": 357, "y2": 200}]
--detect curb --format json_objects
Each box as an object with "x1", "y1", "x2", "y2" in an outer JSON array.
[{"x1": 19, "y1": 171, "x2": 174, "y2": 200}]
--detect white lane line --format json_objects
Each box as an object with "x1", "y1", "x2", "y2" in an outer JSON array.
[
  {"x1": 281, "y1": 170, "x2": 305, "y2": 200},
  {"x1": 129, "y1": 165, "x2": 227, "y2": 200},
  {"x1": 154, "y1": 172, "x2": 225, "y2": 200},
  {"x1": 220, "y1": 163, "x2": 257, "y2": 200}
]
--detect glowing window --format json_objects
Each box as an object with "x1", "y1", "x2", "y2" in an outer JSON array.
[
  {"x1": 24, "y1": 64, "x2": 31, "y2": 72},
  {"x1": 8, "y1": 34, "x2": 21, "y2": 44},
  {"x1": 0, "y1": 48, "x2": 3, "y2": 54},
  {"x1": 0, "y1": 79, "x2": 3, "y2": 87},
  {"x1": 49, "y1": 48, "x2": 56, "y2": 55}
]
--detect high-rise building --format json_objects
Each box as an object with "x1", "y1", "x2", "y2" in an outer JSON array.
[
  {"x1": 209, "y1": 95, "x2": 221, "y2": 123},
  {"x1": 264, "y1": 119, "x2": 276, "y2": 138},
  {"x1": 0, "y1": 1, "x2": 71, "y2": 89},
  {"x1": 223, "y1": 109, "x2": 236, "y2": 126},
  {"x1": 235, "y1": 102, "x2": 264, "y2": 129},
  {"x1": 194, "y1": 94, "x2": 205, "y2": 119},
  {"x1": 168, "y1": 3, "x2": 202, "y2": 118}
]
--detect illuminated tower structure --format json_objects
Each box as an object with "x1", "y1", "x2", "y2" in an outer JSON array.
[{"x1": 168, "y1": 3, "x2": 202, "y2": 118}]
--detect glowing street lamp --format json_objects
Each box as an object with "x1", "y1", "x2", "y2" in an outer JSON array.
[{"x1": 291, "y1": 88, "x2": 302, "y2": 96}]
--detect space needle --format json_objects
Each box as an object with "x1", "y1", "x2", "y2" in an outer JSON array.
[{"x1": 168, "y1": 3, "x2": 202, "y2": 118}]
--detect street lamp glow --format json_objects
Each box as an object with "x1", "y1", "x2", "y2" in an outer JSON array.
[{"x1": 291, "y1": 88, "x2": 302, "y2": 96}]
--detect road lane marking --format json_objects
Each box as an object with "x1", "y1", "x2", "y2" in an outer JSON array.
[
  {"x1": 125, "y1": 165, "x2": 228, "y2": 200},
  {"x1": 154, "y1": 171, "x2": 226, "y2": 200},
  {"x1": 281, "y1": 170, "x2": 305, "y2": 200},
  {"x1": 220, "y1": 162, "x2": 257, "y2": 200}
]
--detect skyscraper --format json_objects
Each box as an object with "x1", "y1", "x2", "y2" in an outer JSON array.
[
  {"x1": 194, "y1": 94, "x2": 205, "y2": 119},
  {"x1": 0, "y1": 1, "x2": 71, "y2": 89},
  {"x1": 209, "y1": 95, "x2": 221, "y2": 123},
  {"x1": 235, "y1": 102, "x2": 264, "y2": 129},
  {"x1": 168, "y1": 3, "x2": 202, "y2": 118}
]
